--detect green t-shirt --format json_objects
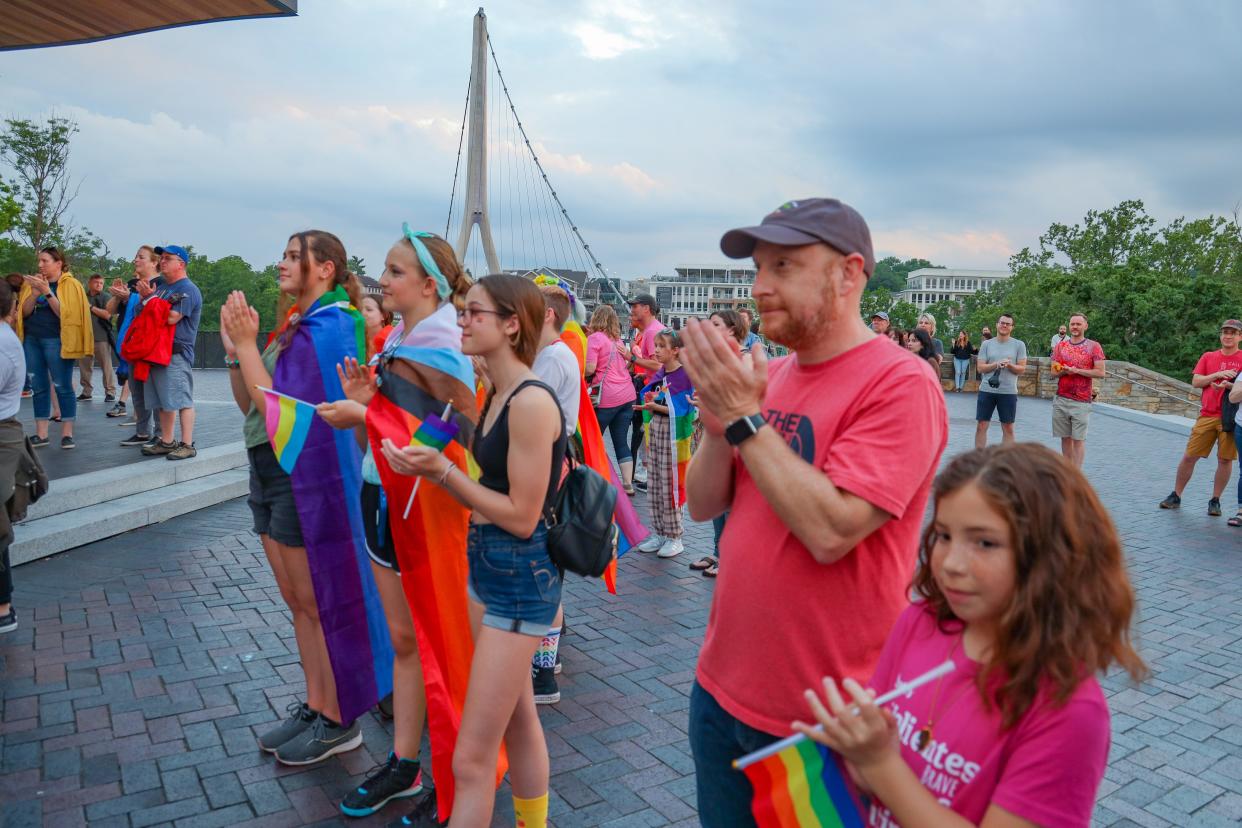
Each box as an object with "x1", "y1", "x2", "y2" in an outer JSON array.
[{"x1": 242, "y1": 340, "x2": 282, "y2": 449}]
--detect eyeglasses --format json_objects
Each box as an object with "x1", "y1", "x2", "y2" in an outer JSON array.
[{"x1": 457, "y1": 307, "x2": 508, "y2": 323}]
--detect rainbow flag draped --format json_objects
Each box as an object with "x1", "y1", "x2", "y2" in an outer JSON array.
[
  {"x1": 641, "y1": 367, "x2": 695, "y2": 508},
  {"x1": 259, "y1": 387, "x2": 315, "y2": 473},
  {"x1": 270, "y1": 285, "x2": 393, "y2": 725},
  {"x1": 560, "y1": 328, "x2": 649, "y2": 594},
  {"x1": 365, "y1": 302, "x2": 499, "y2": 820},
  {"x1": 742, "y1": 740, "x2": 865, "y2": 828}
]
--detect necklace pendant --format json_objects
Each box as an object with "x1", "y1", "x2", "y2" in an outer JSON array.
[{"x1": 915, "y1": 726, "x2": 933, "y2": 752}]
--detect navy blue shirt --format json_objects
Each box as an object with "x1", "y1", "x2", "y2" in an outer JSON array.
[
  {"x1": 153, "y1": 277, "x2": 202, "y2": 361},
  {"x1": 25, "y1": 281, "x2": 61, "y2": 339}
]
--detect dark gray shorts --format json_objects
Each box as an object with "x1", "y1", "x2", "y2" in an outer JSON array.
[
  {"x1": 146, "y1": 353, "x2": 194, "y2": 412},
  {"x1": 248, "y1": 444, "x2": 304, "y2": 548}
]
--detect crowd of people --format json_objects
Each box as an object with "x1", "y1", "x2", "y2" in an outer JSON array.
[{"x1": 9, "y1": 197, "x2": 1236, "y2": 828}]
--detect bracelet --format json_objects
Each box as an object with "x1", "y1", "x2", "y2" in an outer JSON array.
[
  {"x1": 224, "y1": 357, "x2": 240, "y2": 369},
  {"x1": 437, "y1": 459, "x2": 455, "y2": 486}
]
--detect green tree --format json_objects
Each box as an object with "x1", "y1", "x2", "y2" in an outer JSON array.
[
  {"x1": 0, "y1": 117, "x2": 80, "y2": 250},
  {"x1": 348, "y1": 255, "x2": 367, "y2": 277},
  {"x1": 955, "y1": 200, "x2": 1242, "y2": 374},
  {"x1": 868, "y1": 256, "x2": 941, "y2": 294}
]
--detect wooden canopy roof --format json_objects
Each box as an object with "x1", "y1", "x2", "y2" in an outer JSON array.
[{"x1": 0, "y1": 1, "x2": 297, "y2": 51}]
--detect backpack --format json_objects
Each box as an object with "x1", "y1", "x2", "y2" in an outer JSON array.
[
  {"x1": 544, "y1": 454, "x2": 618, "y2": 578},
  {"x1": 1223, "y1": 392, "x2": 1239, "y2": 434},
  {"x1": 8, "y1": 435, "x2": 49, "y2": 523}
]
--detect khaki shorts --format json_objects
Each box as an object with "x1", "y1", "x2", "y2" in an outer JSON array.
[
  {"x1": 1185, "y1": 416, "x2": 1237, "y2": 461},
  {"x1": 1052, "y1": 395, "x2": 1093, "y2": 440}
]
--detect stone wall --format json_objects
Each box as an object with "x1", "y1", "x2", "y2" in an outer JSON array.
[{"x1": 939, "y1": 356, "x2": 1201, "y2": 418}]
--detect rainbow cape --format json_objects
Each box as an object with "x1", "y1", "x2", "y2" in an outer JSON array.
[
  {"x1": 641, "y1": 367, "x2": 695, "y2": 508},
  {"x1": 365, "y1": 302, "x2": 500, "y2": 820},
  {"x1": 270, "y1": 285, "x2": 394, "y2": 725},
  {"x1": 560, "y1": 327, "x2": 649, "y2": 593},
  {"x1": 742, "y1": 740, "x2": 865, "y2": 828}
]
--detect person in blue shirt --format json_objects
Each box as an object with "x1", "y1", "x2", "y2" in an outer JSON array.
[{"x1": 138, "y1": 245, "x2": 202, "y2": 460}]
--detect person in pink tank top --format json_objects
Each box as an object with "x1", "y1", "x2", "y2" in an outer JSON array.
[{"x1": 795, "y1": 444, "x2": 1146, "y2": 827}]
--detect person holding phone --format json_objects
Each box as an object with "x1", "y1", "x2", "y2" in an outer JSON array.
[{"x1": 973, "y1": 313, "x2": 1027, "y2": 449}]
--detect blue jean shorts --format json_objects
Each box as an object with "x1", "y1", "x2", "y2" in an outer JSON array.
[{"x1": 466, "y1": 523, "x2": 562, "y2": 637}]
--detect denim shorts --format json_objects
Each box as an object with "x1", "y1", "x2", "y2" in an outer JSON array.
[
  {"x1": 466, "y1": 523, "x2": 562, "y2": 637},
  {"x1": 248, "y1": 444, "x2": 304, "y2": 548}
]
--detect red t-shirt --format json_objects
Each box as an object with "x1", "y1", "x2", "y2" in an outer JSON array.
[
  {"x1": 1053, "y1": 338, "x2": 1104, "y2": 402},
  {"x1": 1194, "y1": 349, "x2": 1242, "y2": 418},
  {"x1": 696, "y1": 336, "x2": 948, "y2": 735},
  {"x1": 864, "y1": 605, "x2": 1111, "y2": 827}
]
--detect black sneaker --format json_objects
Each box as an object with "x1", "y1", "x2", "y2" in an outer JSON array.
[
  {"x1": 340, "y1": 753, "x2": 423, "y2": 818},
  {"x1": 0, "y1": 607, "x2": 16, "y2": 634},
  {"x1": 275, "y1": 714, "x2": 362, "y2": 766},
  {"x1": 120, "y1": 433, "x2": 151, "y2": 447},
  {"x1": 1208, "y1": 498, "x2": 1222, "y2": 516},
  {"x1": 76, "y1": 392, "x2": 91, "y2": 401},
  {"x1": 532, "y1": 665, "x2": 560, "y2": 705},
  {"x1": 141, "y1": 439, "x2": 178, "y2": 456},
  {"x1": 29, "y1": 436, "x2": 48, "y2": 448},
  {"x1": 106, "y1": 402, "x2": 127, "y2": 418},
  {"x1": 1159, "y1": 491, "x2": 1181, "y2": 510},
  {"x1": 633, "y1": 478, "x2": 648, "y2": 492},
  {"x1": 61, "y1": 436, "x2": 76, "y2": 450},
  {"x1": 386, "y1": 788, "x2": 442, "y2": 828},
  {"x1": 554, "y1": 651, "x2": 562, "y2": 675},
  {"x1": 104, "y1": 394, "x2": 116, "y2": 402},
  {"x1": 256, "y1": 702, "x2": 316, "y2": 753}
]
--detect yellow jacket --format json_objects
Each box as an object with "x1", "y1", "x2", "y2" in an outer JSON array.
[{"x1": 16, "y1": 272, "x2": 95, "y2": 359}]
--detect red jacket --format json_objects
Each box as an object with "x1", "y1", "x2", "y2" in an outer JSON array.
[{"x1": 121, "y1": 297, "x2": 175, "y2": 381}]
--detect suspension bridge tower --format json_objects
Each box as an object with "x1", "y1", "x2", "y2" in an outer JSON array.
[{"x1": 453, "y1": 8, "x2": 501, "y2": 274}]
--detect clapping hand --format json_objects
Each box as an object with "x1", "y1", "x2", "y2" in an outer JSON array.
[
  {"x1": 134, "y1": 279, "x2": 155, "y2": 299},
  {"x1": 220, "y1": 291, "x2": 259, "y2": 352},
  {"x1": 680, "y1": 317, "x2": 767, "y2": 424},
  {"x1": 316, "y1": 400, "x2": 367, "y2": 429},
  {"x1": 337, "y1": 357, "x2": 377, "y2": 406},
  {"x1": 23, "y1": 274, "x2": 49, "y2": 296}
]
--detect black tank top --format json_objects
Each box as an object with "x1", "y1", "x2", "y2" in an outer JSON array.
[{"x1": 473, "y1": 379, "x2": 568, "y2": 511}]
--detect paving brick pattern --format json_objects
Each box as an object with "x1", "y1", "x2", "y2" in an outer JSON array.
[{"x1": 2, "y1": 392, "x2": 1241, "y2": 826}]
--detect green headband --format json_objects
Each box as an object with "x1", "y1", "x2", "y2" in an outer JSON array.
[{"x1": 402, "y1": 223, "x2": 451, "y2": 301}]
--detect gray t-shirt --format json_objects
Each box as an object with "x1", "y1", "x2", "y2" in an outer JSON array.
[
  {"x1": 533, "y1": 339, "x2": 580, "y2": 437},
  {"x1": 0, "y1": 322, "x2": 26, "y2": 420},
  {"x1": 978, "y1": 337, "x2": 1027, "y2": 395}
]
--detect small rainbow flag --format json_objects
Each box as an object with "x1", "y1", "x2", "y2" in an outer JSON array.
[
  {"x1": 742, "y1": 740, "x2": 865, "y2": 828},
  {"x1": 412, "y1": 409, "x2": 458, "y2": 451},
  {"x1": 258, "y1": 386, "x2": 317, "y2": 474}
]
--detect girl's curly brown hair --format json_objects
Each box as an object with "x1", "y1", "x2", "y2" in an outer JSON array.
[{"x1": 912, "y1": 443, "x2": 1146, "y2": 729}]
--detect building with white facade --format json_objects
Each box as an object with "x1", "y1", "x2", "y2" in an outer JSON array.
[
  {"x1": 897, "y1": 268, "x2": 1010, "y2": 311},
  {"x1": 647, "y1": 264, "x2": 757, "y2": 329}
]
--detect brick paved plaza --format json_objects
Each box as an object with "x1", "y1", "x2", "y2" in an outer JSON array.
[{"x1": 3, "y1": 393, "x2": 1242, "y2": 827}]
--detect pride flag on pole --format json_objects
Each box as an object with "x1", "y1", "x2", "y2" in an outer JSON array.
[
  {"x1": 742, "y1": 741, "x2": 865, "y2": 828},
  {"x1": 257, "y1": 386, "x2": 316, "y2": 474}
]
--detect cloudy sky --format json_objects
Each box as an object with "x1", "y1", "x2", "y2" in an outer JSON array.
[{"x1": 2, "y1": 0, "x2": 1239, "y2": 280}]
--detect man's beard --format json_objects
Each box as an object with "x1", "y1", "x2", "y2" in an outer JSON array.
[{"x1": 762, "y1": 303, "x2": 831, "y2": 352}]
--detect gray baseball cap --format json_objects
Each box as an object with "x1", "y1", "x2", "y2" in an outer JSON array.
[
  {"x1": 720, "y1": 198, "x2": 875, "y2": 276},
  {"x1": 871, "y1": 311, "x2": 890, "y2": 321}
]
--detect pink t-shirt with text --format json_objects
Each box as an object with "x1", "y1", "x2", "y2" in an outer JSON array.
[
  {"x1": 697, "y1": 337, "x2": 948, "y2": 735},
  {"x1": 864, "y1": 605, "x2": 1111, "y2": 827},
  {"x1": 586, "y1": 331, "x2": 637, "y2": 409},
  {"x1": 1194, "y1": 349, "x2": 1242, "y2": 418}
]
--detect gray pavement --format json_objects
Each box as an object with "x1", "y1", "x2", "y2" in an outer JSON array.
[{"x1": 1, "y1": 392, "x2": 1241, "y2": 826}]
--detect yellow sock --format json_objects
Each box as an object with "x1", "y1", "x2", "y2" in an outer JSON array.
[{"x1": 512, "y1": 793, "x2": 548, "y2": 828}]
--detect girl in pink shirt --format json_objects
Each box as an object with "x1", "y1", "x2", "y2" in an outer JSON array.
[{"x1": 794, "y1": 443, "x2": 1146, "y2": 827}]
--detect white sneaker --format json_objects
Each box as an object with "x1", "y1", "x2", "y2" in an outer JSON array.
[
  {"x1": 657, "y1": 538, "x2": 684, "y2": 558},
  {"x1": 634, "y1": 466, "x2": 648, "y2": 484},
  {"x1": 635, "y1": 535, "x2": 663, "y2": 553}
]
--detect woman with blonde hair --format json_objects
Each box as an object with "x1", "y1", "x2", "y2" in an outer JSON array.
[
  {"x1": 586, "y1": 304, "x2": 638, "y2": 492},
  {"x1": 917, "y1": 312, "x2": 944, "y2": 367}
]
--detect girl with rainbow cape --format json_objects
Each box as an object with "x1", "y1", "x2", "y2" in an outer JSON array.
[
  {"x1": 318, "y1": 227, "x2": 497, "y2": 823},
  {"x1": 221, "y1": 231, "x2": 392, "y2": 767}
]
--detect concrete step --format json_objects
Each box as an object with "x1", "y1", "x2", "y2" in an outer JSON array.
[
  {"x1": 25, "y1": 441, "x2": 248, "y2": 521},
  {"x1": 12, "y1": 467, "x2": 250, "y2": 566}
]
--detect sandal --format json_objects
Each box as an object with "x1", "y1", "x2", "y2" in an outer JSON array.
[
  {"x1": 689, "y1": 556, "x2": 717, "y2": 571},
  {"x1": 702, "y1": 564, "x2": 719, "y2": 578},
  {"x1": 1229, "y1": 513, "x2": 1242, "y2": 527},
  {"x1": 623, "y1": 485, "x2": 636, "y2": 496}
]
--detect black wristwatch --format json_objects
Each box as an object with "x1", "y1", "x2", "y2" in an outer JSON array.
[{"x1": 724, "y1": 413, "x2": 766, "y2": 446}]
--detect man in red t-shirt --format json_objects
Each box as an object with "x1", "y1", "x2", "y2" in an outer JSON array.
[
  {"x1": 1159, "y1": 320, "x2": 1242, "y2": 516},
  {"x1": 626, "y1": 294, "x2": 664, "y2": 489},
  {"x1": 1050, "y1": 312, "x2": 1106, "y2": 467},
  {"x1": 680, "y1": 198, "x2": 948, "y2": 826}
]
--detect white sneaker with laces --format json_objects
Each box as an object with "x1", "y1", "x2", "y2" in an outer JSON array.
[
  {"x1": 657, "y1": 538, "x2": 684, "y2": 558},
  {"x1": 635, "y1": 535, "x2": 663, "y2": 553}
]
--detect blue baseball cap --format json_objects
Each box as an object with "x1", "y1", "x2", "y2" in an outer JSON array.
[{"x1": 154, "y1": 245, "x2": 189, "y2": 265}]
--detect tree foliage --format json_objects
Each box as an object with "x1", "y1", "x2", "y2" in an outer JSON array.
[
  {"x1": 868, "y1": 256, "x2": 940, "y2": 293},
  {"x1": 954, "y1": 200, "x2": 1242, "y2": 375},
  {"x1": 0, "y1": 117, "x2": 80, "y2": 251}
]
